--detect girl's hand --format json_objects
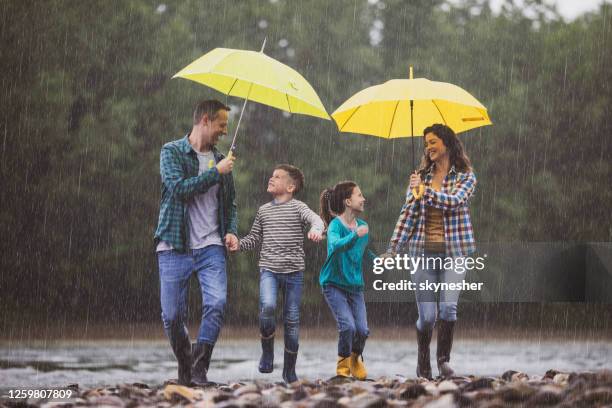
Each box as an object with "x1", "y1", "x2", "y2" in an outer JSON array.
[
  {"x1": 356, "y1": 225, "x2": 368, "y2": 237},
  {"x1": 409, "y1": 171, "x2": 422, "y2": 189}
]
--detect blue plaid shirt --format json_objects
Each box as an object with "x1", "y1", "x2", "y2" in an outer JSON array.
[
  {"x1": 388, "y1": 164, "x2": 476, "y2": 257},
  {"x1": 154, "y1": 135, "x2": 237, "y2": 253}
]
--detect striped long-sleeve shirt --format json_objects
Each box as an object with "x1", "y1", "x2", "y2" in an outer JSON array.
[
  {"x1": 388, "y1": 164, "x2": 477, "y2": 257},
  {"x1": 239, "y1": 199, "x2": 325, "y2": 273}
]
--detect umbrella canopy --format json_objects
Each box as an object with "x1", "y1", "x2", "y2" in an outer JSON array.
[
  {"x1": 332, "y1": 72, "x2": 491, "y2": 138},
  {"x1": 173, "y1": 47, "x2": 330, "y2": 120},
  {"x1": 332, "y1": 66, "x2": 491, "y2": 198}
]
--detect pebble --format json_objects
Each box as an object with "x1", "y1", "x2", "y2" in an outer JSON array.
[{"x1": 6, "y1": 369, "x2": 612, "y2": 408}]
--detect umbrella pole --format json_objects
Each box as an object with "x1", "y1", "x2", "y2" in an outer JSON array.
[
  {"x1": 228, "y1": 90, "x2": 250, "y2": 155},
  {"x1": 410, "y1": 99, "x2": 415, "y2": 169},
  {"x1": 227, "y1": 37, "x2": 267, "y2": 157}
]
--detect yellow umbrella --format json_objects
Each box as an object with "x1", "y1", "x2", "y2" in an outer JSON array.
[
  {"x1": 173, "y1": 39, "x2": 330, "y2": 155},
  {"x1": 332, "y1": 66, "x2": 491, "y2": 197}
]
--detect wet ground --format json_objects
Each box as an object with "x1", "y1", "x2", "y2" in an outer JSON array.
[{"x1": 1, "y1": 336, "x2": 610, "y2": 392}]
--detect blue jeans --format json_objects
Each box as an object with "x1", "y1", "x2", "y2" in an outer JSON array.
[
  {"x1": 414, "y1": 251, "x2": 463, "y2": 331},
  {"x1": 322, "y1": 285, "x2": 369, "y2": 357},
  {"x1": 158, "y1": 245, "x2": 227, "y2": 349},
  {"x1": 259, "y1": 269, "x2": 303, "y2": 352}
]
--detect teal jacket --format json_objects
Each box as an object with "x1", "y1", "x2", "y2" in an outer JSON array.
[{"x1": 319, "y1": 217, "x2": 376, "y2": 292}]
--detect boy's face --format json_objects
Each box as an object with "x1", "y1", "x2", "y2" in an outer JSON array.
[{"x1": 267, "y1": 169, "x2": 295, "y2": 196}]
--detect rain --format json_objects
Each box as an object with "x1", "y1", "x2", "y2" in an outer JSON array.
[{"x1": 0, "y1": 0, "x2": 611, "y2": 406}]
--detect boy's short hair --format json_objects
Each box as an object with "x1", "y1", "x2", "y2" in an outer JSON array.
[{"x1": 275, "y1": 164, "x2": 304, "y2": 194}]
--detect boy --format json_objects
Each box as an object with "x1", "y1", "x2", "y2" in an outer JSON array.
[{"x1": 237, "y1": 164, "x2": 324, "y2": 383}]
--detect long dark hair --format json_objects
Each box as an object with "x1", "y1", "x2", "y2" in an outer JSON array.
[
  {"x1": 418, "y1": 124, "x2": 472, "y2": 174},
  {"x1": 319, "y1": 181, "x2": 357, "y2": 227}
]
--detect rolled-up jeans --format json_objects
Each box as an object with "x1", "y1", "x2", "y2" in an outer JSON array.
[
  {"x1": 158, "y1": 245, "x2": 227, "y2": 352},
  {"x1": 414, "y1": 251, "x2": 464, "y2": 331},
  {"x1": 259, "y1": 269, "x2": 303, "y2": 352},
  {"x1": 322, "y1": 284, "x2": 369, "y2": 357}
]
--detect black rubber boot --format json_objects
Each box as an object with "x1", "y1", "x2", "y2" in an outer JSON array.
[
  {"x1": 258, "y1": 334, "x2": 274, "y2": 373},
  {"x1": 282, "y1": 347, "x2": 298, "y2": 384},
  {"x1": 192, "y1": 342, "x2": 214, "y2": 386},
  {"x1": 416, "y1": 327, "x2": 433, "y2": 380},
  {"x1": 436, "y1": 320, "x2": 456, "y2": 379},
  {"x1": 174, "y1": 335, "x2": 192, "y2": 386}
]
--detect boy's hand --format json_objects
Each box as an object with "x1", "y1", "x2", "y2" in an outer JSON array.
[
  {"x1": 356, "y1": 225, "x2": 368, "y2": 237},
  {"x1": 307, "y1": 230, "x2": 323, "y2": 243},
  {"x1": 225, "y1": 233, "x2": 239, "y2": 252}
]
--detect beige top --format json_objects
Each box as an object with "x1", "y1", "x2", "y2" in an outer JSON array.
[{"x1": 425, "y1": 183, "x2": 445, "y2": 252}]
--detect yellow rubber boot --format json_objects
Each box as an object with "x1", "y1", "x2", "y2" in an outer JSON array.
[
  {"x1": 336, "y1": 356, "x2": 351, "y2": 377},
  {"x1": 349, "y1": 352, "x2": 367, "y2": 380}
]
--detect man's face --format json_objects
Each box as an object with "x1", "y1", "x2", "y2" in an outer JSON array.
[
  {"x1": 267, "y1": 169, "x2": 295, "y2": 196},
  {"x1": 201, "y1": 110, "x2": 228, "y2": 146}
]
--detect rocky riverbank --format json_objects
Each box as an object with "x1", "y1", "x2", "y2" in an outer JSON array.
[{"x1": 2, "y1": 370, "x2": 612, "y2": 407}]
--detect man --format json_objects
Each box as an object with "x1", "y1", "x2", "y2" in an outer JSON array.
[{"x1": 154, "y1": 99, "x2": 238, "y2": 386}]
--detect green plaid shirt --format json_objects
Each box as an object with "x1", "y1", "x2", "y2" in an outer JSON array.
[{"x1": 154, "y1": 135, "x2": 237, "y2": 253}]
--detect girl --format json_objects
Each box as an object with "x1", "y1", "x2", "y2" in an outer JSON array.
[
  {"x1": 319, "y1": 181, "x2": 375, "y2": 380},
  {"x1": 388, "y1": 123, "x2": 477, "y2": 379}
]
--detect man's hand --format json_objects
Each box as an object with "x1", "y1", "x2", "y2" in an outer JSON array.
[
  {"x1": 216, "y1": 156, "x2": 235, "y2": 174},
  {"x1": 225, "y1": 233, "x2": 239, "y2": 252},
  {"x1": 307, "y1": 230, "x2": 323, "y2": 243},
  {"x1": 356, "y1": 225, "x2": 369, "y2": 237}
]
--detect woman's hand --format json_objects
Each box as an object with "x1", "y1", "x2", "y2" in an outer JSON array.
[
  {"x1": 409, "y1": 171, "x2": 422, "y2": 189},
  {"x1": 356, "y1": 225, "x2": 369, "y2": 237}
]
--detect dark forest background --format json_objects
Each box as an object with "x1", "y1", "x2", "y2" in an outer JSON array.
[{"x1": 1, "y1": 0, "x2": 610, "y2": 332}]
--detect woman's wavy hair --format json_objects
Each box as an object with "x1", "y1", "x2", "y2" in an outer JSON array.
[
  {"x1": 319, "y1": 181, "x2": 357, "y2": 227},
  {"x1": 418, "y1": 124, "x2": 472, "y2": 173}
]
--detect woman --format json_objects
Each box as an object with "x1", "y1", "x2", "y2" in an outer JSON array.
[
  {"x1": 388, "y1": 124, "x2": 477, "y2": 379},
  {"x1": 319, "y1": 181, "x2": 375, "y2": 380}
]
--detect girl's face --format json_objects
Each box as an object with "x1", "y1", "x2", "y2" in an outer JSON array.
[
  {"x1": 345, "y1": 186, "x2": 365, "y2": 213},
  {"x1": 424, "y1": 132, "x2": 448, "y2": 163}
]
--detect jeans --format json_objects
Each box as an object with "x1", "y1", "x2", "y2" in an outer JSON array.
[
  {"x1": 322, "y1": 285, "x2": 369, "y2": 357},
  {"x1": 259, "y1": 269, "x2": 303, "y2": 353},
  {"x1": 414, "y1": 251, "x2": 463, "y2": 331},
  {"x1": 158, "y1": 245, "x2": 227, "y2": 351}
]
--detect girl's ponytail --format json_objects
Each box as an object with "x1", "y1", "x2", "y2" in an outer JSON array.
[{"x1": 319, "y1": 188, "x2": 335, "y2": 227}]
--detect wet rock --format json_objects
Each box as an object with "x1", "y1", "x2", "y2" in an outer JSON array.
[
  {"x1": 497, "y1": 382, "x2": 536, "y2": 402},
  {"x1": 543, "y1": 369, "x2": 562, "y2": 380},
  {"x1": 233, "y1": 383, "x2": 259, "y2": 397},
  {"x1": 527, "y1": 385, "x2": 563, "y2": 405},
  {"x1": 398, "y1": 383, "x2": 427, "y2": 400},
  {"x1": 460, "y1": 377, "x2": 493, "y2": 392},
  {"x1": 88, "y1": 395, "x2": 126, "y2": 406},
  {"x1": 573, "y1": 387, "x2": 612, "y2": 406},
  {"x1": 349, "y1": 393, "x2": 387, "y2": 408},
  {"x1": 437, "y1": 380, "x2": 458, "y2": 393},
  {"x1": 501, "y1": 370, "x2": 518, "y2": 381},
  {"x1": 423, "y1": 393, "x2": 454, "y2": 408},
  {"x1": 553, "y1": 373, "x2": 570, "y2": 385},
  {"x1": 313, "y1": 398, "x2": 343, "y2": 408}
]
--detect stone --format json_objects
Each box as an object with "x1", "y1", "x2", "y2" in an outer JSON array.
[
  {"x1": 437, "y1": 380, "x2": 458, "y2": 393},
  {"x1": 399, "y1": 383, "x2": 427, "y2": 400}
]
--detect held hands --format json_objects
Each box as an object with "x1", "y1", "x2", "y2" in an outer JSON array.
[
  {"x1": 356, "y1": 225, "x2": 369, "y2": 237},
  {"x1": 225, "y1": 233, "x2": 239, "y2": 252},
  {"x1": 216, "y1": 156, "x2": 235, "y2": 174},
  {"x1": 307, "y1": 230, "x2": 323, "y2": 243}
]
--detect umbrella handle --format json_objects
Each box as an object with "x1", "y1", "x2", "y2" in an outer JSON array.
[{"x1": 412, "y1": 185, "x2": 425, "y2": 199}]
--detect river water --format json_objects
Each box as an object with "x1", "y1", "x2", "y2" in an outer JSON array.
[{"x1": 1, "y1": 336, "x2": 610, "y2": 391}]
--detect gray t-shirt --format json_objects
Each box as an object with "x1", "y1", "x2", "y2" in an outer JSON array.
[{"x1": 156, "y1": 149, "x2": 222, "y2": 252}]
